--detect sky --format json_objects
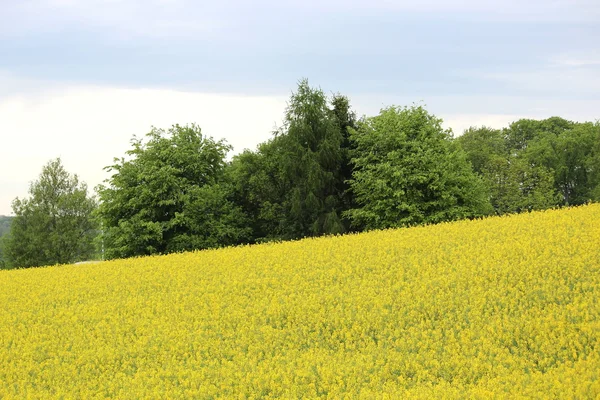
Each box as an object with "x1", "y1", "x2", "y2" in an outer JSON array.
[{"x1": 1, "y1": 0, "x2": 599, "y2": 215}]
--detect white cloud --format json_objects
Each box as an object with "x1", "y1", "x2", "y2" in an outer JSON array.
[{"x1": 0, "y1": 81, "x2": 287, "y2": 215}]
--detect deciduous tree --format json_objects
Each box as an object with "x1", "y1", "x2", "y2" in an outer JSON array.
[
  {"x1": 97, "y1": 124, "x2": 249, "y2": 259},
  {"x1": 346, "y1": 105, "x2": 492, "y2": 230},
  {"x1": 4, "y1": 158, "x2": 97, "y2": 268}
]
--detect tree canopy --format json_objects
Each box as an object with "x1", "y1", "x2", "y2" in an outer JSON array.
[
  {"x1": 457, "y1": 118, "x2": 600, "y2": 214},
  {"x1": 97, "y1": 124, "x2": 250, "y2": 259},
  {"x1": 346, "y1": 105, "x2": 492, "y2": 230},
  {"x1": 230, "y1": 80, "x2": 357, "y2": 242},
  {"x1": 3, "y1": 159, "x2": 97, "y2": 268}
]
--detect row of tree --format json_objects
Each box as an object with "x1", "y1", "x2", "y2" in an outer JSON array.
[
  {"x1": 2, "y1": 80, "x2": 599, "y2": 268},
  {"x1": 458, "y1": 118, "x2": 600, "y2": 213}
]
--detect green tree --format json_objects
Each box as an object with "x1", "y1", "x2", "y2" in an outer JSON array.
[
  {"x1": 504, "y1": 117, "x2": 575, "y2": 153},
  {"x1": 229, "y1": 138, "x2": 289, "y2": 242},
  {"x1": 482, "y1": 157, "x2": 558, "y2": 214},
  {"x1": 173, "y1": 181, "x2": 252, "y2": 251},
  {"x1": 456, "y1": 126, "x2": 506, "y2": 174},
  {"x1": 346, "y1": 105, "x2": 492, "y2": 230},
  {"x1": 277, "y1": 80, "x2": 348, "y2": 237},
  {"x1": 0, "y1": 216, "x2": 13, "y2": 269},
  {"x1": 590, "y1": 122, "x2": 600, "y2": 201},
  {"x1": 0, "y1": 238, "x2": 4, "y2": 269},
  {"x1": 0, "y1": 216, "x2": 12, "y2": 237},
  {"x1": 457, "y1": 124, "x2": 559, "y2": 215},
  {"x1": 330, "y1": 94, "x2": 358, "y2": 221},
  {"x1": 230, "y1": 80, "x2": 356, "y2": 241},
  {"x1": 4, "y1": 159, "x2": 97, "y2": 268},
  {"x1": 524, "y1": 121, "x2": 600, "y2": 206},
  {"x1": 97, "y1": 124, "x2": 249, "y2": 259}
]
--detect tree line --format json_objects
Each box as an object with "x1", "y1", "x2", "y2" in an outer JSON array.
[{"x1": 2, "y1": 80, "x2": 599, "y2": 268}]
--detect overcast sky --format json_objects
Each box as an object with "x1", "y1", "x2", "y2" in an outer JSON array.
[{"x1": 1, "y1": 0, "x2": 599, "y2": 215}]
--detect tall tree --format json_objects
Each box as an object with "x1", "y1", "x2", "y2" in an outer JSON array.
[
  {"x1": 330, "y1": 94, "x2": 358, "y2": 224},
  {"x1": 97, "y1": 124, "x2": 249, "y2": 259},
  {"x1": 346, "y1": 105, "x2": 492, "y2": 230},
  {"x1": 230, "y1": 80, "x2": 355, "y2": 241},
  {"x1": 4, "y1": 158, "x2": 97, "y2": 268},
  {"x1": 277, "y1": 80, "x2": 347, "y2": 237}
]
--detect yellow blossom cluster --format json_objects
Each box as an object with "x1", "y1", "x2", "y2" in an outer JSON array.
[{"x1": 1, "y1": 204, "x2": 599, "y2": 399}]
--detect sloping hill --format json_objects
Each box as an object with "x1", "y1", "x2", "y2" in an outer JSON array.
[{"x1": 1, "y1": 205, "x2": 599, "y2": 398}]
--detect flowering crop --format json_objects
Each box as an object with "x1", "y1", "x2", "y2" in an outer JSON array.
[{"x1": 1, "y1": 205, "x2": 599, "y2": 398}]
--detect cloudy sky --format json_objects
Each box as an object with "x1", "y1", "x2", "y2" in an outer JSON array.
[{"x1": 1, "y1": 0, "x2": 599, "y2": 215}]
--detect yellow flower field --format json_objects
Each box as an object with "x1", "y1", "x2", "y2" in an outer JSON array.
[{"x1": 1, "y1": 205, "x2": 599, "y2": 399}]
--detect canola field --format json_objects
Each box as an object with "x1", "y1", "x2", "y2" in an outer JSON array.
[{"x1": 1, "y1": 205, "x2": 599, "y2": 399}]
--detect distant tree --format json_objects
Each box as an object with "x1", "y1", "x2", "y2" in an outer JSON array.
[
  {"x1": 346, "y1": 105, "x2": 492, "y2": 230},
  {"x1": 456, "y1": 126, "x2": 506, "y2": 174},
  {"x1": 524, "y1": 121, "x2": 600, "y2": 206},
  {"x1": 482, "y1": 157, "x2": 558, "y2": 214},
  {"x1": 4, "y1": 159, "x2": 97, "y2": 268},
  {"x1": 0, "y1": 216, "x2": 12, "y2": 237},
  {"x1": 457, "y1": 124, "x2": 559, "y2": 215},
  {"x1": 0, "y1": 216, "x2": 13, "y2": 268},
  {"x1": 97, "y1": 124, "x2": 250, "y2": 259},
  {"x1": 504, "y1": 117, "x2": 575, "y2": 153},
  {"x1": 591, "y1": 122, "x2": 600, "y2": 201}
]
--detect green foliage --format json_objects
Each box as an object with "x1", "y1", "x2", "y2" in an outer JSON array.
[
  {"x1": 346, "y1": 105, "x2": 492, "y2": 230},
  {"x1": 229, "y1": 139, "x2": 289, "y2": 242},
  {"x1": 504, "y1": 117, "x2": 575, "y2": 153},
  {"x1": 482, "y1": 157, "x2": 558, "y2": 214},
  {"x1": 277, "y1": 80, "x2": 347, "y2": 237},
  {"x1": 97, "y1": 124, "x2": 249, "y2": 259},
  {"x1": 523, "y1": 121, "x2": 600, "y2": 205},
  {"x1": 229, "y1": 80, "x2": 356, "y2": 241},
  {"x1": 591, "y1": 123, "x2": 600, "y2": 201},
  {"x1": 457, "y1": 118, "x2": 598, "y2": 215},
  {"x1": 457, "y1": 125, "x2": 559, "y2": 215},
  {"x1": 2, "y1": 78, "x2": 597, "y2": 267},
  {"x1": 0, "y1": 216, "x2": 12, "y2": 237},
  {"x1": 3, "y1": 159, "x2": 97, "y2": 269},
  {"x1": 330, "y1": 94, "x2": 358, "y2": 219},
  {"x1": 456, "y1": 126, "x2": 506, "y2": 174}
]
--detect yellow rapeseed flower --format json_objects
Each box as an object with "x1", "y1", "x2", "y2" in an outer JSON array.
[{"x1": 0, "y1": 205, "x2": 599, "y2": 398}]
